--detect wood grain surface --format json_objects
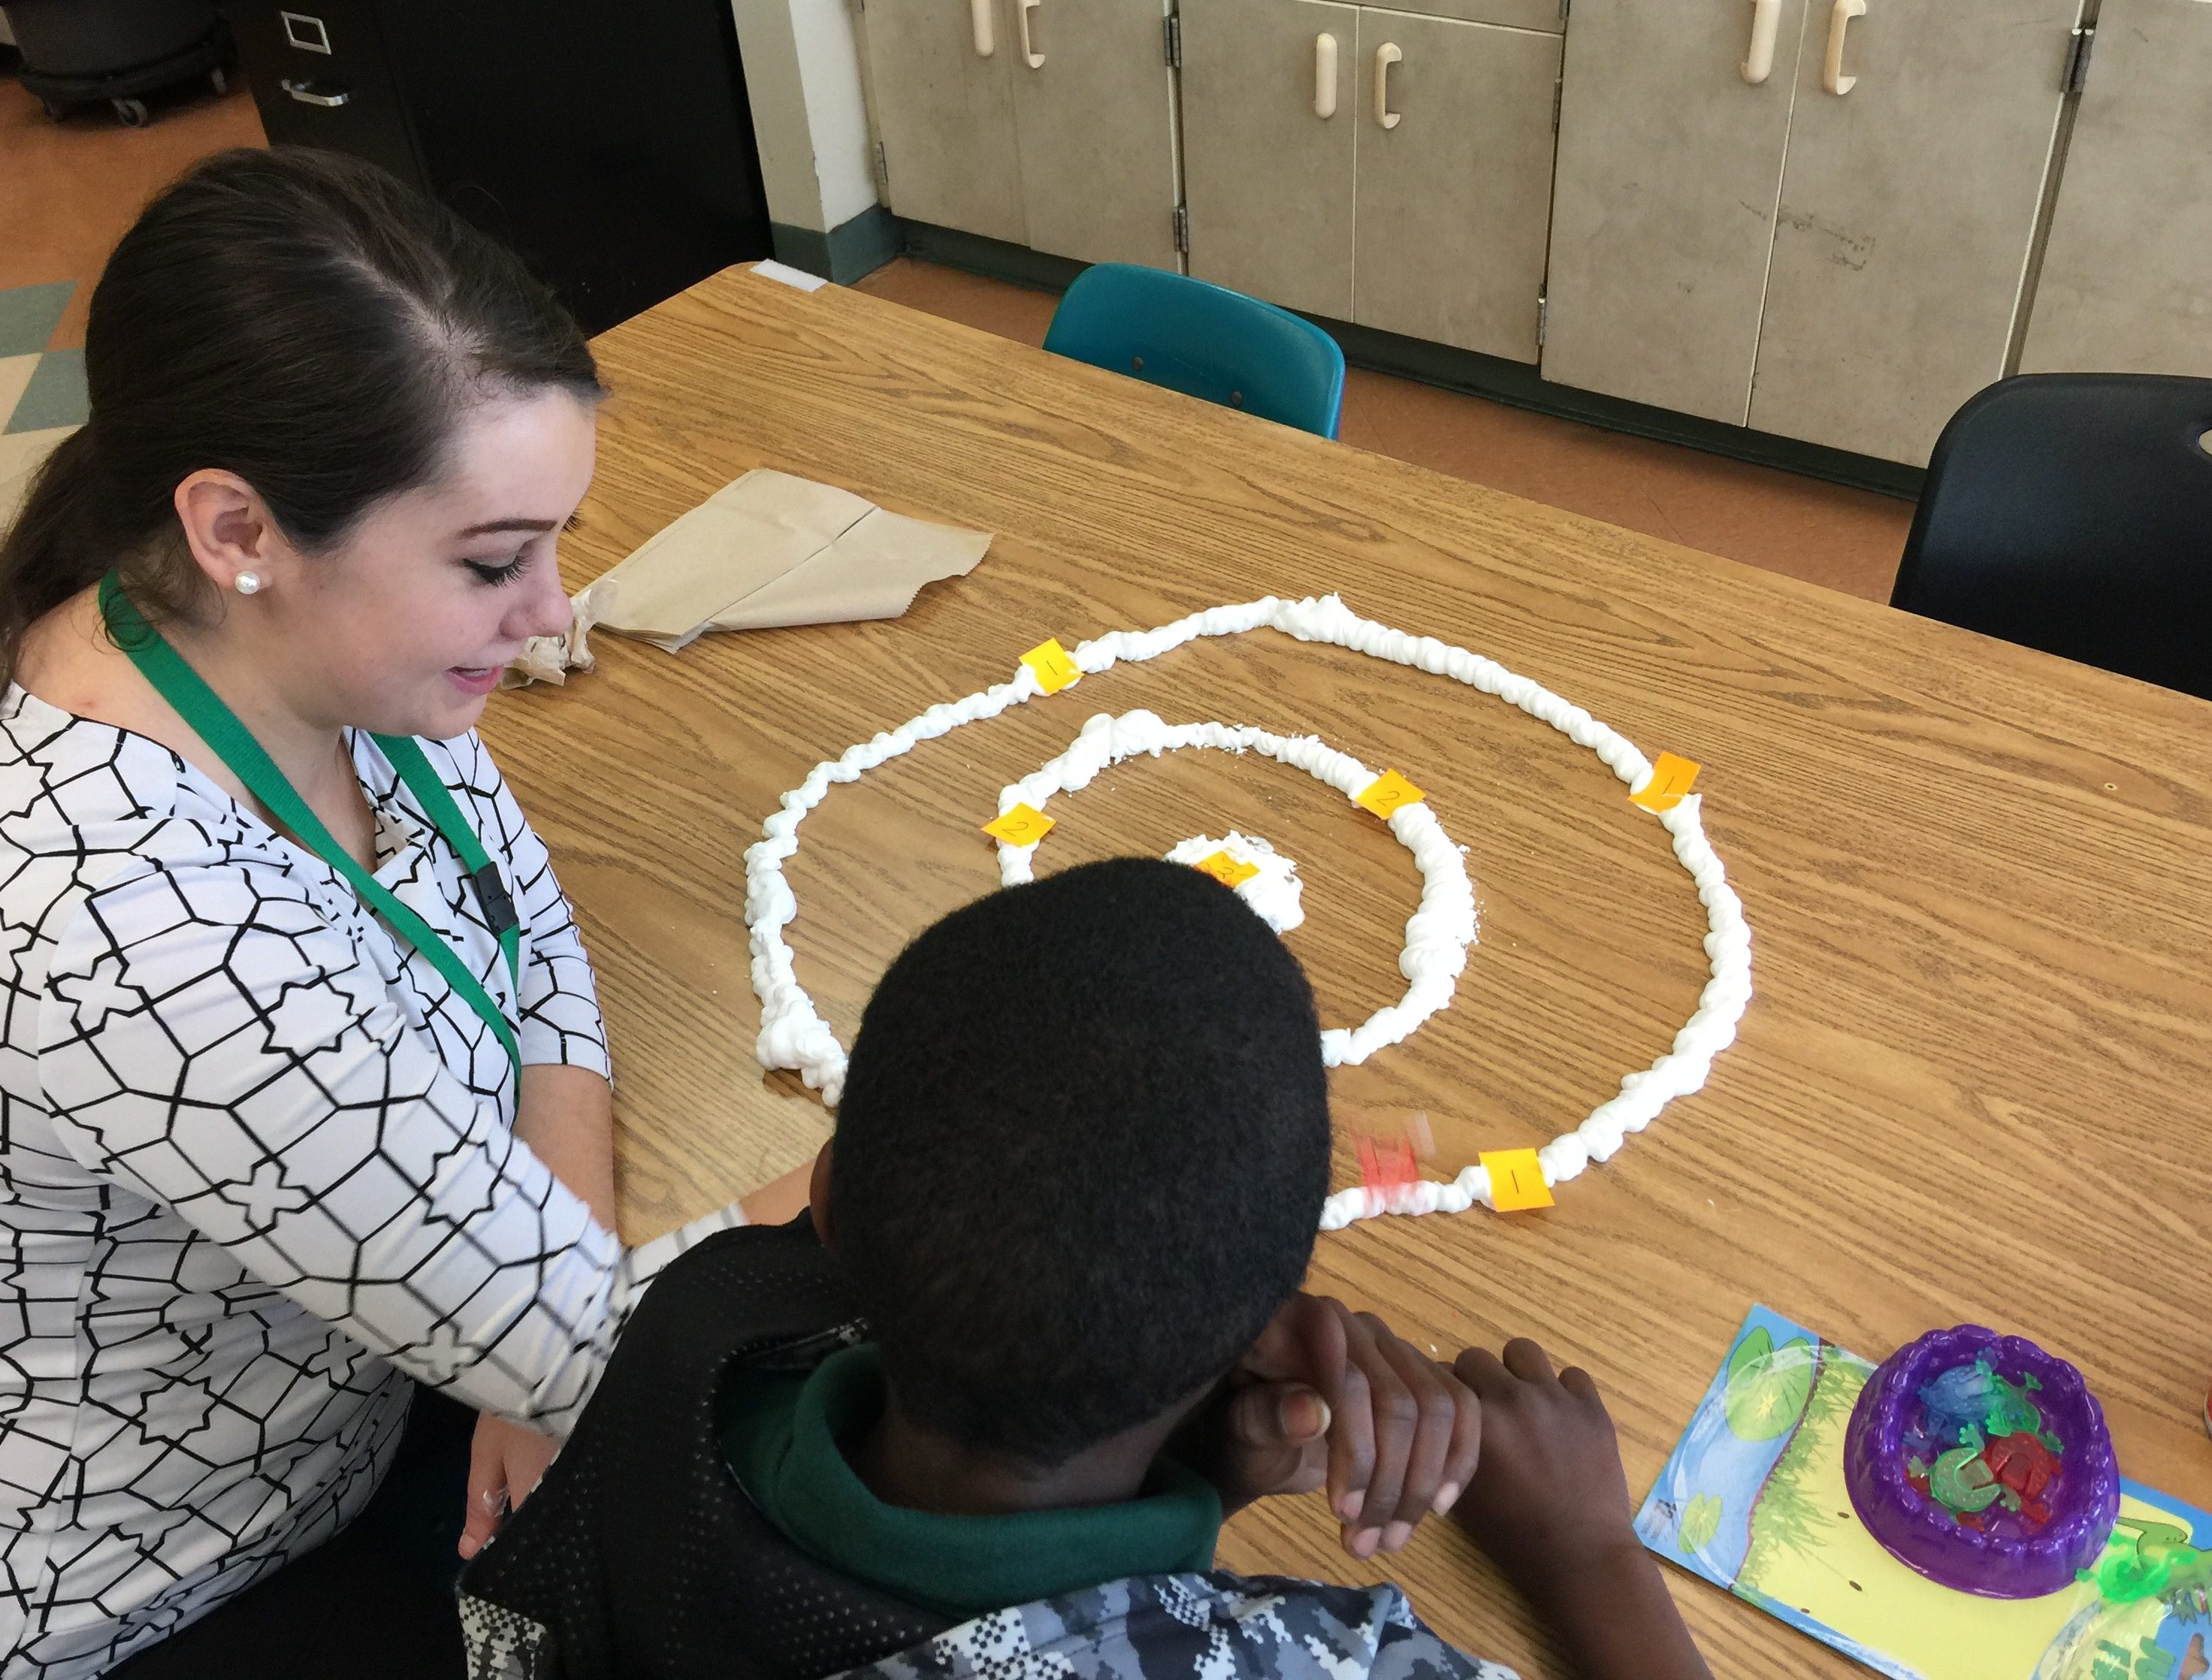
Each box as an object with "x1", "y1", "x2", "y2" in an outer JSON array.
[{"x1": 476, "y1": 264, "x2": 2212, "y2": 1677}]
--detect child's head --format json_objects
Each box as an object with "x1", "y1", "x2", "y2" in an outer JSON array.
[{"x1": 830, "y1": 857, "x2": 1331, "y2": 1467}]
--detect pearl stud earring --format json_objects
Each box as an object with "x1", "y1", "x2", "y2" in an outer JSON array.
[{"x1": 234, "y1": 573, "x2": 263, "y2": 596}]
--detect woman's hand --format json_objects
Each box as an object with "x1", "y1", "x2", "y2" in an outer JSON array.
[
  {"x1": 458, "y1": 1413, "x2": 560, "y2": 1561},
  {"x1": 1176, "y1": 1293, "x2": 1480, "y2": 1559},
  {"x1": 1449, "y1": 1340, "x2": 1712, "y2": 1680}
]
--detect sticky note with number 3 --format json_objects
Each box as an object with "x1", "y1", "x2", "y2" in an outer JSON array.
[
  {"x1": 1020, "y1": 639, "x2": 1082, "y2": 695},
  {"x1": 1479, "y1": 1148, "x2": 1555, "y2": 1212},
  {"x1": 983, "y1": 803, "x2": 1055, "y2": 847},
  {"x1": 1629, "y1": 751, "x2": 1701, "y2": 814}
]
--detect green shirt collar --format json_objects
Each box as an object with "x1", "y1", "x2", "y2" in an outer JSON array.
[{"x1": 716, "y1": 1343, "x2": 1222, "y2": 1621}]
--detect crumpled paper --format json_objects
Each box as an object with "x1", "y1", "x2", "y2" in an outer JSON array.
[{"x1": 505, "y1": 470, "x2": 992, "y2": 686}]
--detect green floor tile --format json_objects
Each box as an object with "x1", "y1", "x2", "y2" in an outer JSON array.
[
  {"x1": 0, "y1": 285, "x2": 76, "y2": 358},
  {"x1": 8, "y1": 351, "x2": 89, "y2": 433}
]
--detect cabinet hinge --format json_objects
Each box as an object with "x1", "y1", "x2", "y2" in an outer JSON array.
[
  {"x1": 1173, "y1": 205, "x2": 1190, "y2": 254},
  {"x1": 1537, "y1": 292, "x2": 1548, "y2": 348},
  {"x1": 2062, "y1": 24, "x2": 2094, "y2": 93},
  {"x1": 1552, "y1": 77, "x2": 1562, "y2": 133},
  {"x1": 1164, "y1": 14, "x2": 1181, "y2": 68},
  {"x1": 1558, "y1": 0, "x2": 1570, "y2": 21},
  {"x1": 875, "y1": 141, "x2": 889, "y2": 187}
]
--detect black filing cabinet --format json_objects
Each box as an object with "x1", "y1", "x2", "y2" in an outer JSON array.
[{"x1": 228, "y1": 0, "x2": 772, "y2": 334}]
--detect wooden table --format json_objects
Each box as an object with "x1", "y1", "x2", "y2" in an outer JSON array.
[{"x1": 479, "y1": 264, "x2": 2212, "y2": 1676}]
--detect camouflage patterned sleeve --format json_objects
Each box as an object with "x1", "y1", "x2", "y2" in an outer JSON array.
[{"x1": 814, "y1": 1572, "x2": 1518, "y2": 1680}]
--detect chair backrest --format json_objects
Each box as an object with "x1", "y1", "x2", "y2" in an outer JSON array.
[
  {"x1": 1043, "y1": 264, "x2": 1346, "y2": 440},
  {"x1": 1892, "y1": 373, "x2": 2212, "y2": 699}
]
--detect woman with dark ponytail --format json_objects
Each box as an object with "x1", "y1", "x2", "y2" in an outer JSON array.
[{"x1": 0, "y1": 149, "x2": 719, "y2": 1677}]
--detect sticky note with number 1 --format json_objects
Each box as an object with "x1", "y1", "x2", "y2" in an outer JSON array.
[
  {"x1": 1480, "y1": 1148, "x2": 1555, "y2": 1212},
  {"x1": 1020, "y1": 639, "x2": 1082, "y2": 695},
  {"x1": 1629, "y1": 751, "x2": 1701, "y2": 814},
  {"x1": 983, "y1": 803, "x2": 1055, "y2": 847},
  {"x1": 1355, "y1": 769, "x2": 1425, "y2": 820}
]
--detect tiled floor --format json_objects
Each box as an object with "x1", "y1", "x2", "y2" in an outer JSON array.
[
  {"x1": 0, "y1": 283, "x2": 88, "y2": 521},
  {"x1": 2, "y1": 280, "x2": 86, "y2": 428},
  {"x1": 854, "y1": 258, "x2": 1915, "y2": 602},
  {"x1": 0, "y1": 66, "x2": 266, "y2": 519}
]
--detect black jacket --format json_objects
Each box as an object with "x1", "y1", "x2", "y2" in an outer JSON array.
[{"x1": 457, "y1": 1219, "x2": 952, "y2": 1680}]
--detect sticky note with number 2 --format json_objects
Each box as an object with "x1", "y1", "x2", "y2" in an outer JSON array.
[
  {"x1": 1355, "y1": 769, "x2": 1425, "y2": 820},
  {"x1": 983, "y1": 803, "x2": 1055, "y2": 846},
  {"x1": 1479, "y1": 1148, "x2": 1555, "y2": 1212},
  {"x1": 1192, "y1": 851, "x2": 1259, "y2": 889}
]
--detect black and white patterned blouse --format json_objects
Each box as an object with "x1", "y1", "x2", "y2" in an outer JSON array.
[{"x1": 0, "y1": 685, "x2": 703, "y2": 1677}]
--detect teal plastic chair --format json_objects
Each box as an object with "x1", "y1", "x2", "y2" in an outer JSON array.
[{"x1": 1042, "y1": 264, "x2": 1346, "y2": 440}]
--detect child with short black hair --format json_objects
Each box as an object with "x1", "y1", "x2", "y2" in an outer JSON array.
[{"x1": 459, "y1": 858, "x2": 1711, "y2": 1679}]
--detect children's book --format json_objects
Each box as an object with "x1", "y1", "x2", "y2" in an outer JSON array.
[{"x1": 1636, "y1": 1305, "x2": 2211, "y2": 1680}]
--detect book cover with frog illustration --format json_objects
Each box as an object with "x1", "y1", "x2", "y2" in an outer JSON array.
[{"x1": 1635, "y1": 1305, "x2": 2210, "y2": 1680}]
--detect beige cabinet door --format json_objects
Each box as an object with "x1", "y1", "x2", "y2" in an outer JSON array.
[
  {"x1": 1009, "y1": 0, "x2": 1182, "y2": 267},
  {"x1": 1182, "y1": 0, "x2": 1359, "y2": 320},
  {"x1": 1352, "y1": 9, "x2": 1561, "y2": 362},
  {"x1": 2020, "y1": 0, "x2": 2212, "y2": 376},
  {"x1": 1748, "y1": 0, "x2": 2081, "y2": 464},
  {"x1": 1542, "y1": 0, "x2": 1812, "y2": 424},
  {"x1": 863, "y1": 0, "x2": 1028, "y2": 246},
  {"x1": 1365, "y1": 0, "x2": 1562, "y2": 30}
]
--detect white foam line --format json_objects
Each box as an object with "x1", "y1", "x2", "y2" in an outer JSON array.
[
  {"x1": 742, "y1": 594, "x2": 1753, "y2": 1228},
  {"x1": 993, "y1": 709, "x2": 1476, "y2": 1070}
]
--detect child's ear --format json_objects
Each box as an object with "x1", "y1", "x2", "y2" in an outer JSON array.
[{"x1": 808, "y1": 1140, "x2": 836, "y2": 1250}]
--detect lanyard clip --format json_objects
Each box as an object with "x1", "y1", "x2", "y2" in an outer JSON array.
[{"x1": 471, "y1": 863, "x2": 519, "y2": 937}]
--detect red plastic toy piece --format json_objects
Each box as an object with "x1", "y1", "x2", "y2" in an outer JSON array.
[{"x1": 1981, "y1": 1431, "x2": 2061, "y2": 1527}]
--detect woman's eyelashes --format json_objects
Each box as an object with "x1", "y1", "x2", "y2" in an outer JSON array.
[{"x1": 464, "y1": 551, "x2": 530, "y2": 587}]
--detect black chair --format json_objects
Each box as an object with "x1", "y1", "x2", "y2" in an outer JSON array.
[
  {"x1": 1891, "y1": 373, "x2": 2212, "y2": 701},
  {"x1": 2, "y1": 0, "x2": 230, "y2": 126}
]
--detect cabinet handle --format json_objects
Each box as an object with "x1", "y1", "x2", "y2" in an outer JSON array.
[
  {"x1": 1018, "y1": 0, "x2": 1043, "y2": 68},
  {"x1": 1741, "y1": 0, "x2": 1780, "y2": 84},
  {"x1": 280, "y1": 77, "x2": 350, "y2": 107},
  {"x1": 1824, "y1": 0, "x2": 1865, "y2": 95},
  {"x1": 1374, "y1": 41, "x2": 1401, "y2": 129},
  {"x1": 1315, "y1": 33, "x2": 1337, "y2": 118},
  {"x1": 970, "y1": 0, "x2": 993, "y2": 59}
]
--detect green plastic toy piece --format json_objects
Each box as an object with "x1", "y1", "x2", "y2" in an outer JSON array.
[
  {"x1": 2079, "y1": 1518, "x2": 2210, "y2": 1606},
  {"x1": 1929, "y1": 1425, "x2": 2004, "y2": 1517},
  {"x1": 1981, "y1": 1370, "x2": 2047, "y2": 1440}
]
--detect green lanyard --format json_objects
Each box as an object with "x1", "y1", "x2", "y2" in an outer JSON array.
[{"x1": 98, "y1": 573, "x2": 523, "y2": 1074}]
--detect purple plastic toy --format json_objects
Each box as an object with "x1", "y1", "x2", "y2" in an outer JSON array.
[{"x1": 1845, "y1": 1325, "x2": 2118, "y2": 1598}]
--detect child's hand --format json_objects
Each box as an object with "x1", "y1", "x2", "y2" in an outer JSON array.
[
  {"x1": 1449, "y1": 1340, "x2": 1712, "y2": 1680},
  {"x1": 1180, "y1": 1292, "x2": 1480, "y2": 1559},
  {"x1": 1446, "y1": 1340, "x2": 1633, "y2": 1579}
]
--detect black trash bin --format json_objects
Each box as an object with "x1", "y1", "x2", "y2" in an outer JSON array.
[{"x1": 3, "y1": 0, "x2": 231, "y2": 126}]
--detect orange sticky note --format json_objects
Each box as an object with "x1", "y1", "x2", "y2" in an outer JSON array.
[
  {"x1": 1479, "y1": 1149, "x2": 1555, "y2": 1212},
  {"x1": 1628, "y1": 751, "x2": 1702, "y2": 813},
  {"x1": 982, "y1": 803, "x2": 1055, "y2": 846},
  {"x1": 1020, "y1": 638, "x2": 1081, "y2": 694},
  {"x1": 1354, "y1": 769, "x2": 1425, "y2": 820},
  {"x1": 1191, "y1": 851, "x2": 1259, "y2": 889}
]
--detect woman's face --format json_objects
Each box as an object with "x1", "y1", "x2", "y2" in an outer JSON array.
[{"x1": 261, "y1": 387, "x2": 597, "y2": 740}]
